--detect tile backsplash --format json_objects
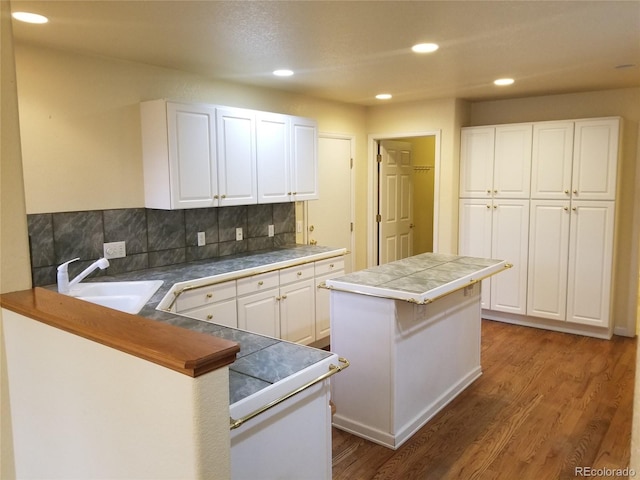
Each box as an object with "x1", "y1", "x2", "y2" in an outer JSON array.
[{"x1": 28, "y1": 203, "x2": 296, "y2": 287}]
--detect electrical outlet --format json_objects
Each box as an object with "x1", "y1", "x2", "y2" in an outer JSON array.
[
  {"x1": 236, "y1": 227, "x2": 243, "y2": 241},
  {"x1": 104, "y1": 241, "x2": 126, "y2": 259},
  {"x1": 268, "y1": 225, "x2": 275, "y2": 237},
  {"x1": 296, "y1": 221, "x2": 303, "y2": 233},
  {"x1": 197, "y1": 231, "x2": 206, "y2": 246}
]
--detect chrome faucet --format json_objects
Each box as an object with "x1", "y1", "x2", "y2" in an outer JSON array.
[{"x1": 57, "y1": 257, "x2": 110, "y2": 294}]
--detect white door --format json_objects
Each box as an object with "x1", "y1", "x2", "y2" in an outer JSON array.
[
  {"x1": 530, "y1": 121, "x2": 574, "y2": 199},
  {"x1": 572, "y1": 118, "x2": 619, "y2": 201},
  {"x1": 490, "y1": 199, "x2": 530, "y2": 314},
  {"x1": 256, "y1": 112, "x2": 290, "y2": 204},
  {"x1": 527, "y1": 200, "x2": 571, "y2": 321},
  {"x1": 306, "y1": 135, "x2": 353, "y2": 273},
  {"x1": 458, "y1": 199, "x2": 493, "y2": 308},
  {"x1": 566, "y1": 201, "x2": 615, "y2": 327},
  {"x1": 216, "y1": 107, "x2": 257, "y2": 206},
  {"x1": 166, "y1": 102, "x2": 218, "y2": 209},
  {"x1": 379, "y1": 140, "x2": 413, "y2": 264}
]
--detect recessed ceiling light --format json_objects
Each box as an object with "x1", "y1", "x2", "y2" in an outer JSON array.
[
  {"x1": 376, "y1": 94, "x2": 392, "y2": 100},
  {"x1": 411, "y1": 43, "x2": 439, "y2": 54},
  {"x1": 12, "y1": 11, "x2": 49, "y2": 24},
  {"x1": 273, "y1": 69, "x2": 294, "y2": 77},
  {"x1": 494, "y1": 78, "x2": 515, "y2": 86}
]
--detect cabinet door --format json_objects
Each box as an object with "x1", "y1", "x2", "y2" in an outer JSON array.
[
  {"x1": 290, "y1": 117, "x2": 318, "y2": 201},
  {"x1": 527, "y1": 200, "x2": 570, "y2": 321},
  {"x1": 572, "y1": 118, "x2": 619, "y2": 200},
  {"x1": 166, "y1": 102, "x2": 218, "y2": 209},
  {"x1": 256, "y1": 112, "x2": 290, "y2": 204},
  {"x1": 459, "y1": 127, "x2": 494, "y2": 198},
  {"x1": 237, "y1": 289, "x2": 280, "y2": 338},
  {"x1": 280, "y1": 279, "x2": 315, "y2": 345},
  {"x1": 490, "y1": 199, "x2": 529, "y2": 314},
  {"x1": 566, "y1": 201, "x2": 615, "y2": 327},
  {"x1": 530, "y1": 121, "x2": 574, "y2": 199},
  {"x1": 458, "y1": 199, "x2": 493, "y2": 308},
  {"x1": 216, "y1": 107, "x2": 257, "y2": 206},
  {"x1": 493, "y1": 124, "x2": 532, "y2": 198},
  {"x1": 180, "y1": 298, "x2": 238, "y2": 328}
]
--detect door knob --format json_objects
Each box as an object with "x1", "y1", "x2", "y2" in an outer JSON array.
[
  {"x1": 409, "y1": 223, "x2": 415, "y2": 228},
  {"x1": 310, "y1": 239, "x2": 318, "y2": 245},
  {"x1": 309, "y1": 225, "x2": 315, "y2": 232}
]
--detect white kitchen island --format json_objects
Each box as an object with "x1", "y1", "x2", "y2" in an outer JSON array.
[{"x1": 326, "y1": 253, "x2": 509, "y2": 449}]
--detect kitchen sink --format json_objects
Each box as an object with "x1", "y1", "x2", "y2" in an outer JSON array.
[{"x1": 70, "y1": 280, "x2": 164, "y2": 314}]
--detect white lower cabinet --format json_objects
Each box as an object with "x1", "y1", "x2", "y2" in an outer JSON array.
[
  {"x1": 527, "y1": 200, "x2": 614, "y2": 328},
  {"x1": 458, "y1": 198, "x2": 529, "y2": 314},
  {"x1": 314, "y1": 258, "x2": 345, "y2": 340},
  {"x1": 174, "y1": 279, "x2": 238, "y2": 328},
  {"x1": 173, "y1": 256, "x2": 343, "y2": 344}
]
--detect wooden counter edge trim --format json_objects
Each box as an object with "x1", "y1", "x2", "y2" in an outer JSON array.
[{"x1": 0, "y1": 287, "x2": 240, "y2": 378}]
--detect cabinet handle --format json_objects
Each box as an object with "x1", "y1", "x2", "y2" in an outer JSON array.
[
  {"x1": 329, "y1": 264, "x2": 334, "y2": 268},
  {"x1": 206, "y1": 293, "x2": 213, "y2": 299},
  {"x1": 281, "y1": 295, "x2": 287, "y2": 300},
  {"x1": 297, "y1": 271, "x2": 302, "y2": 276},
  {"x1": 486, "y1": 204, "x2": 491, "y2": 209},
  {"x1": 486, "y1": 189, "x2": 491, "y2": 194},
  {"x1": 564, "y1": 189, "x2": 570, "y2": 195},
  {"x1": 564, "y1": 206, "x2": 569, "y2": 211},
  {"x1": 206, "y1": 314, "x2": 213, "y2": 320},
  {"x1": 221, "y1": 194, "x2": 227, "y2": 199},
  {"x1": 572, "y1": 207, "x2": 577, "y2": 211},
  {"x1": 258, "y1": 280, "x2": 264, "y2": 286},
  {"x1": 493, "y1": 205, "x2": 498, "y2": 209},
  {"x1": 573, "y1": 190, "x2": 578, "y2": 195},
  {"x1": 493, "y1": 189, "x2": 498, "y2": 194},
  {"x1": 214, "y1": 195, "x2": 219, "y2": 199},
  {"x1": 287, "y1": 192, "x2": 292, "y2": 195}
]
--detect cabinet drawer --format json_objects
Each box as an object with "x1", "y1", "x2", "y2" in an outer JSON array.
[
  {"x1": 237, "y1": 271, "x2": 279, "y2": 296},
  {"x1": 180, "y1": 299, "x2": 237, "y2": 328},
  {"x1": 280, "y1": 263, "x2": 314, "y2": 285},
  {"x1": 315, "y1": 257, "x2": 345, "y2": 276},
  {"x1": 175, "y1": 280, "x2": 236, "y2": 312}
]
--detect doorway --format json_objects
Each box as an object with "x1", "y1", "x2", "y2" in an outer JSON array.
[{"x1": 368, "y1": 132, "x2": 440, "y2": 267}]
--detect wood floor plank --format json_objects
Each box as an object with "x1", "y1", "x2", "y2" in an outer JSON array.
[{"x1": 331, "y1": 320, "x2": 636, "y2": 480}]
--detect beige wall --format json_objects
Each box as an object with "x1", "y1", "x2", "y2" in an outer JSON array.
[{"x1": 14, "y1": 43, "x2": 370, "y2": 269}]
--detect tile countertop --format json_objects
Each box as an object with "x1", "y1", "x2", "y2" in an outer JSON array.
[
  {"x1": 325, "y1": 252, "x2": 508, "y2": 304},
  {"x1": 50, "y1": 244, "x2": 346, "y2": 405}
]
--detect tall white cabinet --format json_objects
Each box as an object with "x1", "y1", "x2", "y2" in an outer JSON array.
[
  {"x1": 460, "y1": 117, "x2": 620, "y2": 338},
  {"x1": 459, "y1": 124, "x2": 531, "y2": 314}
]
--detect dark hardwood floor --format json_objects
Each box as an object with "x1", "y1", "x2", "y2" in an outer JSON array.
[{"x1": 331, "y1": 319, "x2": 636, "y2": 480}]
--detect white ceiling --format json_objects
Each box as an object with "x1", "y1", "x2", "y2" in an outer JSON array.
[{"x1": 9, "y1": 0, "x2": 640, "y2": 106}]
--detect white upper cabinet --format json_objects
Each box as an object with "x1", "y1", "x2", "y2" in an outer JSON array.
[
  {"x1": 459, "y1": 124, "x2": 531, "y2": 198},
  {"x1": 531, "y1": 121, "x2": 574, "y2": 199},
  {"x1": 141, "y1": 100, "x2": 318, "y2": 209},
  {"x1": 572, "y1": 118, "x2": 619, "y2": 200},
  {"x1": 256, "y1": 112, "x2": 290, "y2": 204},
  {"x1": 493, "y1": 124, "x2": 532, "y2": 198},
  {"x1": 216, "y1": 107, "x2": 257, "y2": 206},
  {"x1": 459, "y1": 127, "x2": 495, "y2": 198},
  {"x1": 291, "y1": 116, "x2": 319, "y2": 201},
  {"x1": 142, "y1": 100, "x2": 218, "y2": 209}
]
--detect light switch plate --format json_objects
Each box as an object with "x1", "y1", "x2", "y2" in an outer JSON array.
[
  {"x1": 268, "y1": 225, "x2": 275, "y2": 237},
  {"x1": 104, "y1": 241, "x2": 126, "y2": 259},
  {"x1": 197, "y1": 231, "x2": 206, "y2": 246},
  {"x1": 236, "y1": 228, "x2": 243, "y2": 241}
]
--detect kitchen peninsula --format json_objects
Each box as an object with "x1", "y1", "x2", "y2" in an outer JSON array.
[{"x1": 326, "y1": 253, "x2": 509, "y2": 449}]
